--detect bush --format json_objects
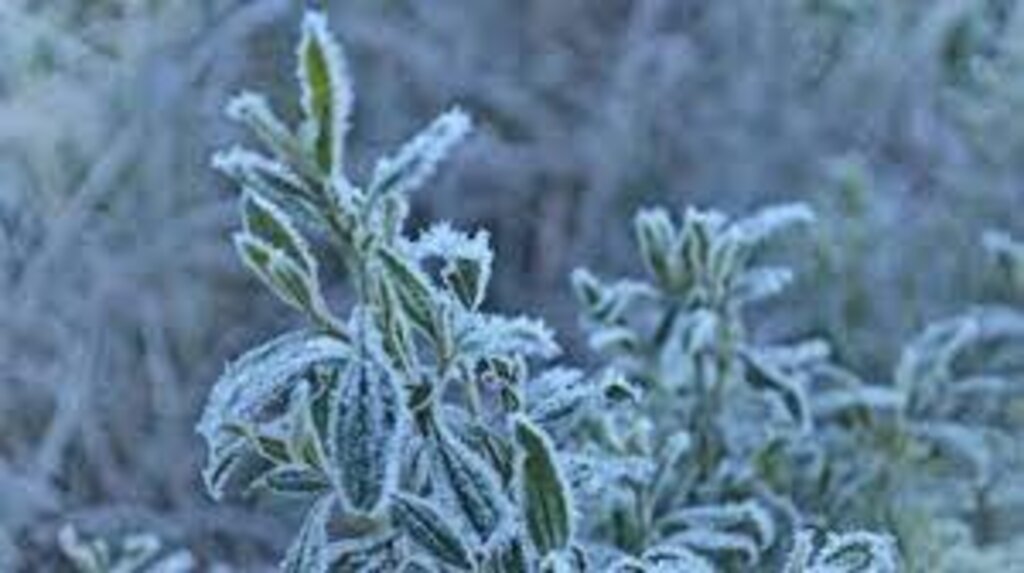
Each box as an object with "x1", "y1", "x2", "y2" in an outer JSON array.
[{"x1": 193, "y1": 11, "x2": 1024, "y2": 572}]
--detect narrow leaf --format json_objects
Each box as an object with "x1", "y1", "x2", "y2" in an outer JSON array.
[
  {"x1": 328, "y1": 359, "x2": 405, "y2": 514},
  {"x1": 514, "y1": 416, "x2": 574, "y2": 556},
  {"x1": 391, "y1": 492, "x2": 474, "y2": 571},
  {"x1": 298, "y1": 10, "x2": 354, "y2": 179},
  {"x1": 430, "y1": 424, "x2": 510, "y2": 543},
  {"x1": 371, "y1": 108, "x2": 472, "y2": 197}
]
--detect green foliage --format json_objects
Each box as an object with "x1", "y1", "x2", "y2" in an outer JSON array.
[
  {"x1": 569, "y1": 203, "x2": 1024, "y2": 571},
  {"x1": 187, "y1": 9, "x2": 1022, "y2": 573},
  {"x1": 59, "y1": 526, "x2": 197, "y2": 573},
  {"x1": 198, "y1": 10, "x2": 587, "y2": 571}
]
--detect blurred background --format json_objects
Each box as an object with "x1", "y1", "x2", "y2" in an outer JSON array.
[{"x1": 1, "y1": 0, "x2": 1022, "y2": 569}]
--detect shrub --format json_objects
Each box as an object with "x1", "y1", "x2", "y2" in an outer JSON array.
[{"x1": 193, "y1": 11, "x2": 917, "y2": 573}]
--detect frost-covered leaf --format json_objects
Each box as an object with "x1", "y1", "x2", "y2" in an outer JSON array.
[
  {"x1": 660, "y1": 528, "x2": 760, "y2": 566},
  {"x1": 571, "y1": 270, "x2": 655, "y2": 325},
  {"x1": 328, "y1": 359, "x2": 405, "y2": 514},
  {"x1": 59, "y1": 527, "x2": 196, "y2": 573},
  {"x1": 325, "y1": 530, "x2": 405, "y2": 572},
  {"x1": 378, "y1": 245, "x2": 439, "y2": 337},
  {"x1": 641, "y1": 543, "x2": 717, "y2": 573},
  {"x1": 461, "y1": 315, "x2": 561, "y2": 360},
  {"x1": 214, "y1": 147, "x2": 323, "y2": 230},
  {"x1": 281, "y1": 494, "x2": 336, "y2": 573},
  {"x1": 514, "y1": 416, "x2": 574, "y2": 556},
  {"x1": 785, "y1": 530, "x2": 899, "y2": 573},
  {"x1": 656, "y1": 501, "x2": 776, "y2": 551},
  {"x1": 249, "y1": 464, "x2": 330, "y2": 498},
  {"x1": 526, "y1": 368, "x2": 596, "y2": 430},
  {"x1": 897, "y1": 306, "x2": 1024, "y2": 410},
  {"x1": 371, "y1": 108, "x2": 472, "y2": 197},
  {"x1": 241, "y1": 191, "x2": 316, "y2": 274},
  {"x1": 635, "y1": 208, "x2": 677, "y2": 287},
  {"x1": 430, "y1": 423, "x2": 510, "y2": 544},
  {"x1": 198, "y1": 330, "x2": 349, "y2": 498},
  {"x1": 743, "y1": 347, "x2": 813, "y2": 432},
  {"x1": 910, "y1": 422, "x2": 994, "y2": 484},
  {"x1": 224, "y1": 91, "x2": 312, "y2": 177},
  {"x1": 731, "y1": 203, "x2": 815, "y2": 247},
  {"x1": 570, "y1": 268, "x2": 604, "y2": 311},
  {"x1": 234, "y1": 233, "x2": 331, "y2": 322},
  {"x1": 410, "y1": 223, "x2": 493, "y2": 310},
  {"x1": 399, "y1": 556, "x2": 443, "y2": 573},
  {"x1": 448, "y1": 415, "x2": 516, "y2": 486},
  {"x1": 370, "y1": 277, "x2": 420, "y2": 379},
  {"x1": 391, "y1": 492, "x2": 474, "y2": 571},
  {"x1": 298, "y1": 10, "x2": 353, "y2": 179},
  {"x1": 587, "y1": 325, "x2": 642, "y2": 356},
  {"x1": 478, "y1": 532, "x2": 530, "y2": 573},
  {"x1": 733, "y1": 266, "x2": 795, "y2": 303},
  {"x1": 811, "y1": 386, "x2": 907, "y2": 420}
]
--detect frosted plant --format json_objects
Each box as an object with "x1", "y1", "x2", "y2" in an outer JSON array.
[
  {"x1": 781, "y1": 530, "x2": 898, "y2": 573},
  {"x1": 59, "y1": 526, "x2": 197, "y2": 573},
  {"x1": 570, "y1": 204, "x2": 813, "y2": 566},
  {"x1": 198, "y1": 11, "x2": 590, "y2": 572},
  {"x1": 567, "y1": 195, "x2": 1024, "y2": 571},
  {"x1": 192, "y1": 7, "x2": 1024, "y2": 573},
  {"x1": 568, "y1": 204, "x2": 907, "y2": 570}
]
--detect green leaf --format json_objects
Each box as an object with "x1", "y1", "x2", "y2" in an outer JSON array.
[
  {"x1": 478, "y1": 534, "x2": 530, "y2": 573},
  {"x1": 298, "y1": 10, "x2": 353, "y2": 179},
  {"x1": 409, "y1": 224, "x2": 493, "y2": 311},
  {"x1": 377, "y1": 245, "x2": 439, "y2": 337},
  {"x1": 234, "y1": 233, "x2": 333, "y2": 323},
  {"x1": 241, "y1": 191, "x2": 315, "y2": 274},
  {"x1": 742, "y1": 348, "x2": 812, "y2": 433},
  {"x1": 430, "y1": 423, "x2": 510, "y2": 544},
  {"x1": 197, "y1": 330, "x2": 349, "y2": 499},
  {"x1": 634, "y1": 208, "x2": 677, "y2": 288},
  {"x1": 225, "y1": 92, "x2": 313, "y2": 178},
  {"x1": 214, "y1": 147, "x2": 323, "y2": 228},
  {"x1": 281, "y1": 494, "x2": 335, "y2": 573},
  {"x1": 514, "y1": 416, "x2": 574, "y2": 556},
  {"x1": 390, "y1": 492, "x2": 474, "y2": 571},
  {"x1": 371, "y1": 277, "x2": 419, "y2": 377},
  {"x1": 451, "y1": 418, "x2": 516, "y2": 486},
  {"x1": 461, "y1": 315, "x2": 561, "y2": 361},
  {"x1": 370, "y1": 108, "x2": 472, "y2": 197},
  {"x1": 328, "y1": 360, "x2": 405, "y2": 515},
  {"x1": 570, "y1": 268, "x2": 604, "y2": 312},
  {"x1": 250, "y1": 464, "x2": 330, "y2": 498},
  {"x1": 328, "y1": 531, "x2": 406, "y2": 572}
]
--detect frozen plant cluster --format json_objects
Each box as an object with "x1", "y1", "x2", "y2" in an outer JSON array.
[
  {"x1": 193, "y1": 12, "x2": 912, "y2": 573},
  {"x1": 569, "y1": 201, "x2": 1024, "y2": 571},
  {"x1": 4, "y1": 1, "x2": 1024, "y2": 571}
]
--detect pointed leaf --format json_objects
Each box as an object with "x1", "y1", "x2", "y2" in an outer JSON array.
[
  {"x1": 298, "y1": 10, "x2": 353, "y2": 178},
  {"x1": 514, "y1": 416, "x2": 574, "y2": 556},
  {"x1": 328, "y1": 360, "x2": 405, "y2": 514},
  {"x1": 378, "y1": 245, "x2": 439, "y2": 337},
  {"x1": 235, "y1": 233, "x2": 329, "y2": 318},
  {"x1": 281, "y1": 494, "x2": 336, "y2": 573},
  {"x1": 371, "y1": 108, "x2": 472, "y2": 197},
  {"x1": 225, "y1": 91, "x2": 314, "y2": 177},
  {"x1": 635, "y1": 208, "x2": 677, "y2": 287},
  {"x1": 197, "y1": 330, "x2": 349, "y2": 499},
  {"x1": 391, "y1": 492, "x2": 474, "y2": 571},
  {"x1": 241, "y1": 191, "x2": 315, "y2": 274},
  {"x1": 430, "y1": 424, "x2": 510, "y2": 543}
]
